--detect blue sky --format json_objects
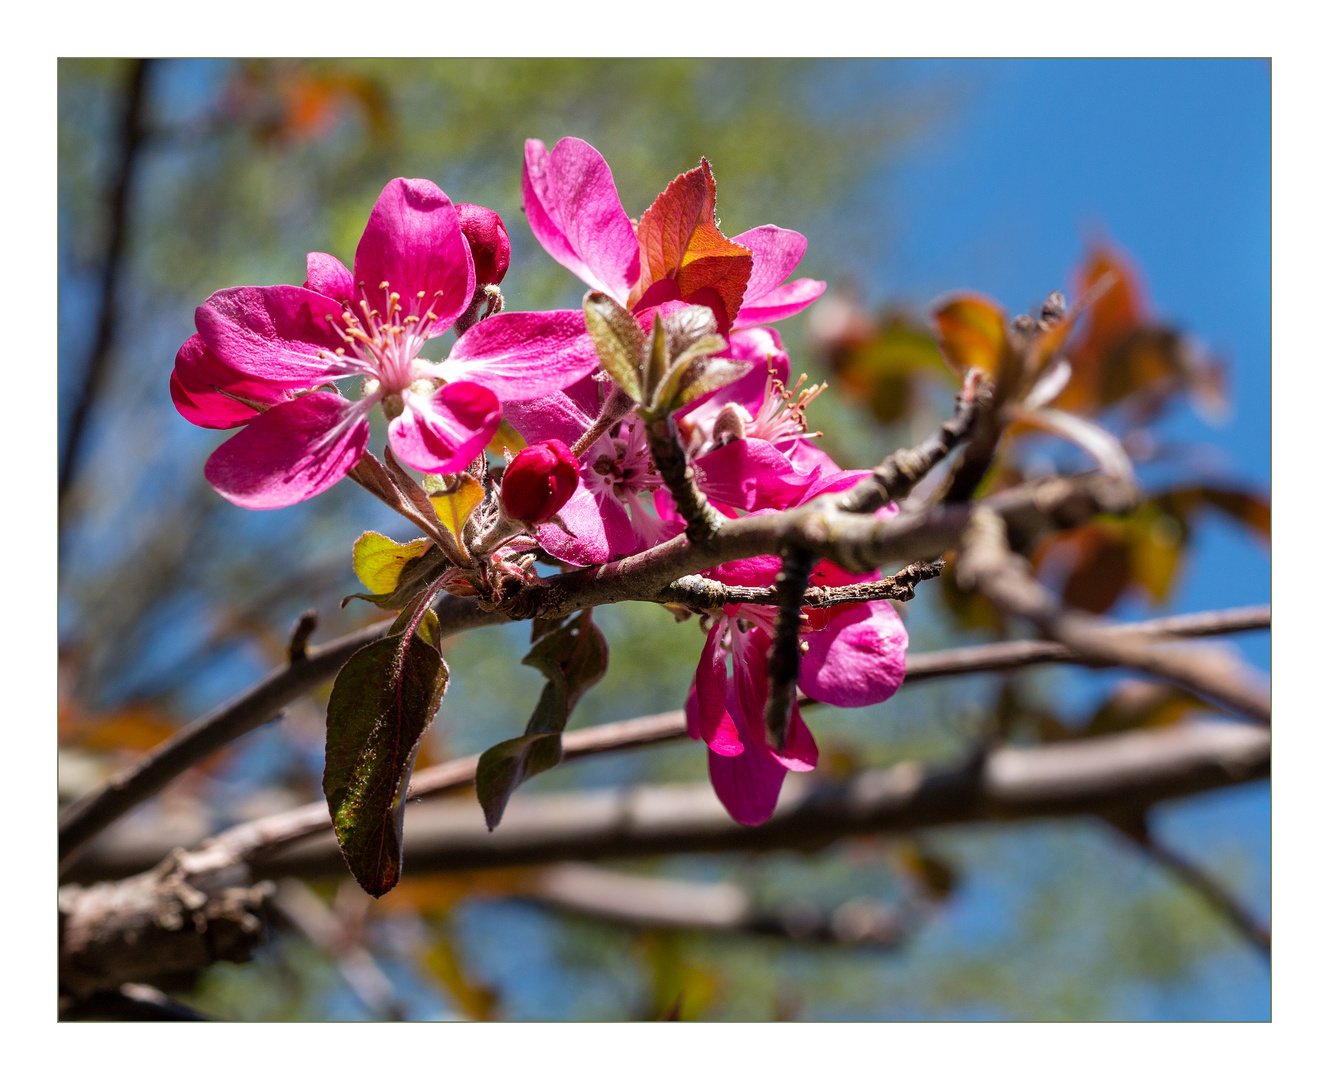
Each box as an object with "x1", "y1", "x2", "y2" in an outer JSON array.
[{"x1": 867, "y1": 59, "x2": 1270, "y2": 641}]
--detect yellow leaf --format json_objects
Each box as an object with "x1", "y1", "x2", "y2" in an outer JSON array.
[
  {"x1": 352, "y1": 532, "x2": 431, "y2": 594},
  {"x1": 428, "y1": 473, "x2": 485, "y2": 538},
  {"x1": 487, "y1": 419, "x2": 526, "y2": 457}
]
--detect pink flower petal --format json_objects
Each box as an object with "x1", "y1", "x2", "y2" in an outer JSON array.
[
  {"x1": 203, "y1": 392, "x2": 368, "y2": 509},
  {"x1": 534, "y1": 483, "x2": 637, "y2": 566},
  {"x1": 693, "y1": 624, "x2": 744, "y2": 756},
  {"x1": 522, "y1": 138, "x2": 640, "y2": 303},
  {"x1": 440, "y1": 310, "x2": 601, "y2": 400},
  {"x1": 707, "y1": 741, "x2": 789, "y2": 827},
  {"x1": 731, "y1": 225, "x2": 808, "y2": 303},
  {"x1": 733, "y1": 278, "x2": 827, "y2": 330},
  {"x1": 353, "y1": 178, "x2": 475, "y2": 334},
  {"x1": 388, "y1": 381, "x2": 501, "y2": 474},
  {"x1": 706, "y1": 625, "x2": 820, "y2": 826},
  {"x1": 693, "y1": 438, "x2": 820, "y2": 511},
  {"x1": 304, "y1": 252, "x2": 354, "y2": 306},
  {"x1": 799, "y1": 599, "x2": 908, "y2": 708},
  {"x1": 171, "y1": 333, "x2": 292, "y2": 429},
  {"x1": 504, "y1": 389, "x2": 595, "y2": 448},
  {"x1": 195, "y1": 285, "x2": 348, "y2": 388}
]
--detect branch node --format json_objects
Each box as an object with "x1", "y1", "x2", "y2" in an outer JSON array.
[{"x1": 287, "y1": 609, "x2": 319, "y2": 664}]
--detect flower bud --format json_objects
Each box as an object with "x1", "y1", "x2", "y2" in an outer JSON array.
[
  {"x1": 500, "y1": 440, "x2": 579, "y2": 523},
  {"x1": 455, "y1": 203, "x2": 511, "y2": 287}
]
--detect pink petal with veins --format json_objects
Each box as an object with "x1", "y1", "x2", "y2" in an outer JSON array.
[
  {"x1": 195, "y1": 285, "x2": 348, "y2": 389},
  {"x1": 388, "y1": 381, "x2": 501, "y2": 474},
  {"x1": 442, "y1": 310, "x2": 601, "y2": 399},
  {"x1": 523, "y1": 138, "x2": 641, "y2": 303},
  {"x1": 171, "y1": 333, "x2": 293, "y2": 429},
  {"x1": 353, "y1": 178, "x2": 475, "y2": 334},
  {"x1": 691, "y1": 624, "x2": 744, "y2": 756},
  {"x1": 304, "y1": 252, "x2": 354, "y2": 306},
  {"x1": 732, "y1": 278, "x2": 826, "y2": 330},
  {"x1": 799, "y1": 599, "x2": 908, "y2": 708},
  {"x1": 203, "y1": 392, "x2": 368, "y2": 509}
]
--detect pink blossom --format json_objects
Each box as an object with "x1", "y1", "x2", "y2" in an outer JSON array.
[
  {"x1": 505, "y1": 324, "x2": 842, "y2": 566},
  {"x1": 174, "y1": 178, "x2": 599, "y2": 509},
  {"x1": 523, "y1": 137, "x2": 825, "y2": 333},
  {"x1": 686, "y1": 546, "x2": 908, "y2": 827}
]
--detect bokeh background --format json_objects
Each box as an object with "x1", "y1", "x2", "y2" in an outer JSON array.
[{"x1": 57, "y1": 59, "x2": 1270, "y2": 1020}]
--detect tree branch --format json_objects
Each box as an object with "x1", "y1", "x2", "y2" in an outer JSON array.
[
  {"x1": 654, "y1": 560, "x2": 945, "y2": 610},
  {"x1": 955, "y1": 509, "x2": 1271, "y2": 723},
  {"x1": 249, "y1": 721, "x2": 1271, "y2": 879},
  {"x1": 59, "y1": 59, "x2": 151, "y2": 509},
  {"x1": 62, "y1": 473, "x2": 1135, "y2": 874},
  {"x1": 63, "y1": 605, "x2": 1268, "y2": 884},
  {"x1": 523, "y1": 862, "x2": 914, "y2": 947},
  {"x1": 71, "y1": 719, "x2": 1268, "y2": 886},
  {"x1": 1106, "y1": 812, "x2": 1270, "y2": 958},
  {"x1": 764, "y1": 546, "x2": 815, "y2": 749},
  {"x1": 57, "y1": 595, "x2": 509, "y2": 872},
  {"x1": 833, "y1": 379, "x2": 988, "y2": 514},
  {"x1": 645, "y1": 414, "x2": 726, "y2": 544}
]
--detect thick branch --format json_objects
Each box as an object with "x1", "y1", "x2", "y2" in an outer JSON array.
[
  {"x1": 956, "y1": 509, "x2": 1271, "y2": 723},
  {"x1": 75, "y1": 721, "x2": 1268, "y2": 885},
  {"x1": 57, "y1": 595, "x2": 508, "y2": 872},
  {"x1": 59, "y1": 850, "x2": 273, "y2": 996},
  {"x1": 251, "y1": 721, "x2": 1270, "y2": 878},
  {"x1": 64, "y1": 606, "x2": 1268, "y2": 884},
  {"x1": 525, "y1": 863, "x2": 911, "y2": 947}
]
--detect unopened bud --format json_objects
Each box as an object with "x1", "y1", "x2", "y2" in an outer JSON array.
[
  {"x1": 500, "y1": 440, "x2": 579, "y2": 523},
  {"x1": 456, "y1": 204, "x2": 511, "y2": 287}
]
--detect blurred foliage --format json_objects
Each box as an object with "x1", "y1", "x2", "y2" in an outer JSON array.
[{"x1": 59, "y1": 59, "x2": 1268, "y2": 1022}]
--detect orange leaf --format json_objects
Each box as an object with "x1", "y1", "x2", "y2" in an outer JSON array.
[
  {"x1": 934, "y1": 294, "x2": 1009, "y2": 378},
  {"x1": 632, "y1": 159, "x2": 753, "y2": 325}
]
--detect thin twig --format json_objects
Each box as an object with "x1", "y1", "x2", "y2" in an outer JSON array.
[
  {"x1": 57, "y1": 595, "x2": 508, "y2": 872},
  {"x1": 68, "y1": 604, "x2": 1268, "y2": 886},
  {"x1": 834, "y1": 382, "x2": 988, "y2": 514},
  {"x1": 956, "y1": 509, "x2": 1271, "y2": 723},
  {"x1": 764, "y1": 546, "x2": 815, "y2": 749},
  {"x1": 644, "y1": 414, "x2": 726, "y2": 544},
  {"x1": 656, "y1": 560, "x2": 945, "y2": 610},
  {"x1": 1106, "y1": 813, "x2": 1270, "y2": 959}
]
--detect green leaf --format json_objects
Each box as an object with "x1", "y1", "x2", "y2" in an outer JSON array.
[
  {"x1": 645, "y1": 314, "x2": 669, "y2": 399},
  {"x1": 647, "y1": 334, "x2": 729, "y2": 417},
  {"x1": 584, "y1": 292, "x2": 645, "y2": 401},
  {"x1": 324, "y1": 633, "x2": 449, "y2": 897},
  {"x1": 475, "y1": 609, "x2": 608, "y2": 830},
  {"x1": 352, "y1": 531, "x2": 432, "y2": 594},
  {"x1": 670, "y1": 353, "x2": 746, "y2": 409}
]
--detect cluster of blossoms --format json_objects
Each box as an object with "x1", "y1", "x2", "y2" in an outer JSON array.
[{"x1": 173, "y1": 138, "x2": 907, "y2": 826}]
